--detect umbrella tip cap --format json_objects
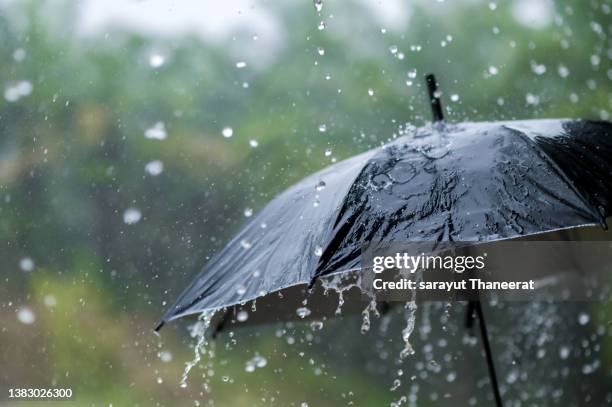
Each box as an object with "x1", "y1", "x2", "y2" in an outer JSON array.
[{"x1": 424, "y1": 73, "x2": 444, "y2": 123}]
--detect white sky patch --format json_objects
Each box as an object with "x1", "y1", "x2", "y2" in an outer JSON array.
[
  {"x1": 75, "y1": 0, "x2": 285, "y2": 68},
  {"x1": 511, "y1": 0, "x2": 554, "y2": 29},
  {"x1": 359, "y1": 0, "x2": 411, "y2": 32}
]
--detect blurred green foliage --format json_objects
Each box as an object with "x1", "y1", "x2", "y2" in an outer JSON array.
[{"x1": 0, "y1": 0, "x2": 611, "y2": 405}]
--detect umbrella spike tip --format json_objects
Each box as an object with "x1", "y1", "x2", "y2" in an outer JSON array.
[
  {"x1": 154, "y1": 320, "x2": 165, "y2": 332},
  {"x1": 425, "y1": 73, "x2": 444, "y2": 123}
]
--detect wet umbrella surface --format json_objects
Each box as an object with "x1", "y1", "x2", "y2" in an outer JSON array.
[
  {"x1": 159, "y1": 77, "x2": 612, "y2": 327},
  {"x1": 158, "y1": 76, "x2": 612, "y2": 406}
]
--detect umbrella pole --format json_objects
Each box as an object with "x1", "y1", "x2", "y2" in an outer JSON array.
[{"x1": 467, "y1": 300, "x2": 503, "y2": 407}]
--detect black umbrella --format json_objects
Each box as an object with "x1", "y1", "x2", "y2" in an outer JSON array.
[{"x1": 157, "y1": 75, "x2": 612, "y2": 406}]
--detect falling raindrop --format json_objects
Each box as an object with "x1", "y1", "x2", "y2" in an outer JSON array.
[
  {"x1": 313, "y1": 0, "x2": 323, "y2": 12},
  {"x1": 317, "y1": 47, "x2": 325, "y2": 56},
  {"x1": 531, "y1": 61, "x2": 547, "y2": 75},
  {"x1": 315, "y1": 180, "x2": 326, "y2": 191},
  {"x1": 389, "y1": 45, "x2": 398, "y2": 55},
  {"x1": 526, "y1": 93, "x2": 540, "y2": 105},
  {"x1": 324, "y1": 148, "x2": 332, "y2": 157},
  {"x1": 236, "y1": 61, "x2": 247, "y2": 69},
  {"x1": 123, "y1": 208, "x2": 142, "y2": 225},
  {"x1": 296, "y1": 307, "x2": 311, "y2": 318},
  {"x1": 244, "y1": 208, "x2": 253, "y2": 217},
  {"x1": 317, "y1": 21, "x2": 326, "y2": 31},
  {"x1": 559, "y1": 346, "x2": 570, "y2": 359},
  {"x1": 450, "y1": 94, "x2": 460, "y2": 102},
  {"x1": 17, "y1": 307, "x2": 35, "y2": 325},
  {"x1": 144, "y1": 122, "x2": 167, "y2": 140},
  {"x1": 145, "y1": 160, "x2": 164, "y2": 176},
  {"x1": 558, "y1": 64, "x2": 570, "y2": 78},
  {"x1": 222, "y1": 127, "x2": 234, "y2": 138},
  {"x1": 43, "y1": 295, "x2": 57, "y2": 307},
  {"x1": 158, "y1": 350, "x2": 173, "y2": 363},
  {"x1": 407, "y1": 69, "x2": 417, "y2": 79},
  {"x1": 13, "y1": 48, "x2": 26, "y2": 62},
  {"x1": 19, "y1": 257, "x2": 35, "y2": 272},
  {"x1": 310, "y1": 320, "x2": 324, "y2": 330},
  {"x1": 4, "y1": 81, "x2": 33, "y2": 102},
  {"x1": 237, "y1": 310, "x2": 249, "y2": 322},
  {"x1": 240, "y1": 239, "x2": 252, "y2": 249},
  {"x1": 578, "y1": 312, "x2": 590, "y2": 325},
  {"x1": 149, "y1": 54, "x2": 165, "y2": 68},
  {"x1": 249, "y1": 139, "x2": 259, "y2": 148},
  {"x1": 488, "y1": 66, "x2": 499, "y2": 75},
  {"x1": 367, "y1": 88, "x2": 374, "y2": 96},
  {"x1": 318, "y1": 124, "x2": 327, "y2": 133}
]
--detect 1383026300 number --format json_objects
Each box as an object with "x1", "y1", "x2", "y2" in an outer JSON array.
[{"x1": 8, "y1": 388, "x2": 73, "y2": 400}]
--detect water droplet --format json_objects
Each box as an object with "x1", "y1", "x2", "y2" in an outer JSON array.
[
  {"x1": 531, "y1": 61, "x2": 546, "y2": 75},
  {"x1": 158, "y1": 350, "x2": 173, "y2": 362},
  {"x1": 144, "y1": 122, "x2": 167, "y2": 140},
  {"x1": 244, "y1": 208, "x2": 253, "y2": 217},
  {"x1": 315, "y1": 180, "x2": 326, "y2": 191},
  {"x1": 450, "y1": 94, "x2": 460, "y2": 102},
  {"x1": 578, "y1": 312, "x2": 590, "y2": 325},
  {"x1": 222, "y1": 127, "x2": 233, "y2": 138},
  {"x1": 19, "y1": 257, "x2": 34, "y2": 272},
  {"x1": 318, "y1": 124, "x2": 327, "y2": 133},
  {"x1": 367, "y1": 88, "x2": 374, "y2": 96},
  {"x1": 314, "y1": 246, "x2": 323, "y2": 256},
  {"x1": 558, "y1": 64, "x2": 570, "y2": 78},
  {"x1": 43, "y1": 295, "x2": 57, "y2": 307},
  {"x1": 149, "y1": 54, "x2": 165, "y2": 68},
  {"x1": 313, "y1": 0, "x2": 323, "y2": 12},
  {"x1": 249, "y1": 139, "x2": 258, "y2": 148},
  {"x1": 236, "y1": 61, "x2": 247, "y2": 69},
  {"x1": 488, "y1": 66, "x2": 499, "y2": 75},
  {"x1": 407, "y1": 69, "x2": 417, "y2": 79},
  {"x1": 317, "y1": 21, "x2": 326, "y2": 31},
  {"x1": 123, "y1": 208, "x2": 142, "y2": 225},
  {"x1": 317, "y1": 47, "x2": 325, "y2": 56},
  {"x1": 296, "y1": 307, "x2": 311, "y2": 318},
  {"x1": 17, "y1": 307, "x2": 35, "y2": 324},
  {"x1": 389, "y1": 45, "x2": 398, "y2": 54},
  {"x1": 526, "y1": 93, "x2": 540, "y2": 105},
  {"x1": 4, "y1": 80, "x2": 33, "y2": 102},
  {"x1": 237, "y1": 310, "x2": 249, "y2": 322},
  {"x1": 324, "y1": 148, "x2": 332, "y2": 157},
  {"x1": 559, "y1": 345, "x2": 570, "y2": 359},
  {"x1": 240, "y1": 239, "x2": 252, "y2": 249},
  {"x1": 145, "y1": 160, "x2": 164, "y2": 176},
  {"x1": 310, "y1": 320, "x2": 324, "y2": 330},
  {"x1": 13, "y1": 48, "x2": 26, "y2": 62}
]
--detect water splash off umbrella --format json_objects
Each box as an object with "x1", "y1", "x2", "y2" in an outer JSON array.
[{"x1": 157, "y1": 75, "x2": 612, "y2": 406}]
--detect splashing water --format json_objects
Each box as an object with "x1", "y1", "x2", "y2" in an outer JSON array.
[
  {"x1": 360, "y1": 298, "x2": 379, "y2": 334},
  {"x1": 180, "y1": 311, "x2": 215, "y2": 388},
  {"x1": 399, "y1": 301, "x2": 418, "y2": 360},
  {"x1": 320, "y1": 273, "x2": 362, "y2": 316}
]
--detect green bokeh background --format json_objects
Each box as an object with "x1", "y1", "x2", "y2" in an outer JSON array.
[{"x1": 1, "y1": 0, "x2": 611, "y2": 405}]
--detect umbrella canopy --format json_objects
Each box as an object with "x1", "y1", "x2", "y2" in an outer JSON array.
[
  {"x1": 158, "y1": 75, "x2": 612, "y2": 407},
  {"x1": 158, "y1": 113, "x2": 612, "y2": 328}
]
